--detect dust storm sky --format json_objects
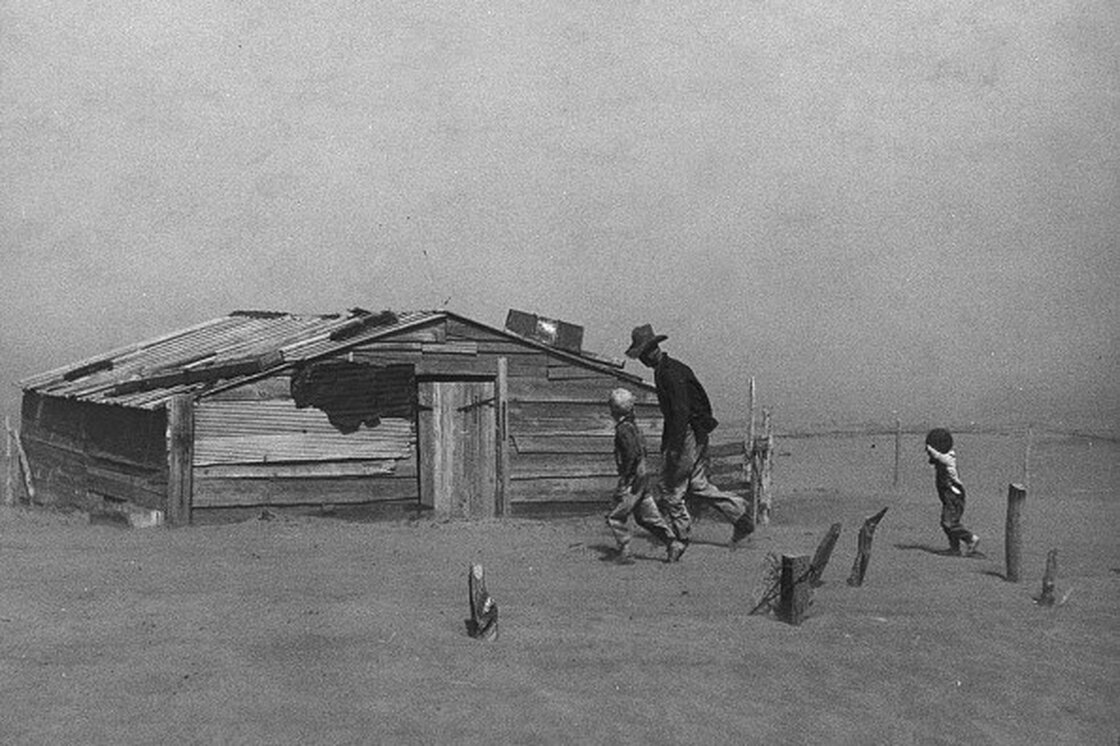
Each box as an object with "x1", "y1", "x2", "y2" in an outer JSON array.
[{"x1": 1, "y1": 1, "x2": 1117, "y2": 431}]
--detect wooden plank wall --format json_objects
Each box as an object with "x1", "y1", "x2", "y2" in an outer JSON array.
[
  {"x1": 193, "y1": 317, "x2": 749, "y2": 516},
  {"x1": 18, "y1": 392, "x2": 168, "y2": 512},
  {"x1": 361, "y1": 318, "x2": 749, "y2": 512},
  {"x1": 196, "y1": 377, "x2": 418, "y2": 510}
]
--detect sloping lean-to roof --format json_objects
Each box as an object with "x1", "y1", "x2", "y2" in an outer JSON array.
[{"x1": 20, "y1": 309, "x2": 641, "y2": 410}]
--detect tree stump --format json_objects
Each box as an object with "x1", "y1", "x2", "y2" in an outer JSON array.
[
  {"x1": 779, "y1": 554, "x2": 811, "y2": 625},
  {"x1": 847, "y1": 507, "x2": 888, "y2": 587},
  {"x1": 1036, "y1": 549, "x2": 1058, "y2": 607},
  {"x1": 808, "y1": 523, "x2": 842, "y2": 588},
  {"x1": 467, "y1": 564, "x2": 498, "y2": 641}
]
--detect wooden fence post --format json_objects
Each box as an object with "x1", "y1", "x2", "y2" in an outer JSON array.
[
  {"x1": 495, "y1": 357, "x2": 510, "y2": 518},
  {"x1": 8, "y1": 421, "x2": 35, "y2": 504},
  {"x1": 779, "y1": 554, "x2": 811, "y2": 625},
  {"x1": 1005, "y1": 483, "x2": 1026, "y2": 582},
  {"x1": 847, "y1": 507, "x2": 888, "y2": 587},
  {"x1": 893, "y1": 417, "x2": 901, "y2": 489},
  {"x1": 808, "y1": 522, "x2": 843, "y2": 587},
  {"x1": 166, "y1": 395, "x2": 194, "y2": 527},
  {"x1": 4, "y1": 417, "x2": 12, "y2": 506},
  {"x1": 1036, "y1": 548, "x2": 1058, "y2": 606},
  {"x1": 467, "y1": 563, "x2": 499, "y2": 640},
  {"x1": 751, "y1": 409, "x2": 773, "y2": 526}
]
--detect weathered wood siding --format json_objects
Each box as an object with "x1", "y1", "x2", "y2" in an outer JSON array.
[
  {"x1": 358, "y1": 317, "x2": 749, "y2": 513},
  {"x1": 195, "y1": 381, "x2": 418, "y2": 509},
  {"x1": 19, "y1": 391, "x2": 168, "y2": 511}
]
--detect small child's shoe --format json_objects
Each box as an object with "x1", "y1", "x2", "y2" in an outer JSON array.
[{"x1": 964, "y1": 535, "x2": 980, "y2": 556}]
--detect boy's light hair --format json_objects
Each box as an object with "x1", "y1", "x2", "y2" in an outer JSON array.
[{"x1": 608, "y1": 388, "x2": 635, "y2": 415}]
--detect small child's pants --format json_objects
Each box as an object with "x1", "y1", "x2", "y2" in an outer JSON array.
[{"x1": 938, "y1": 486, "x2": 973, "y2": 550}]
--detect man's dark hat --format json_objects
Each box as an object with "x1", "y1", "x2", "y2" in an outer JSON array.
[{"x1": 625, "y1": 324, "x2": 668, "y2": 359}]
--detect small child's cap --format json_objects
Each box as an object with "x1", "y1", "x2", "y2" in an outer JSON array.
[
  {"x1": 608, "y1": 388, "x2": 635, "y2": 414},
  {"x1": 925, "y1": 427, "x2": 953, "y2": 452}
]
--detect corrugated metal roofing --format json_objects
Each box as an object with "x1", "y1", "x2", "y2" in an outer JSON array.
[
  {"x1": 20, "y1": 308, "x2": 639, "y2": 410},
  {"x1": 20, "y1": 310, "x2": 442, "y2": 410}
]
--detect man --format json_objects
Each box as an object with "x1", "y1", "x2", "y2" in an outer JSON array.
[{"x1": 625, "y1": 324, "x2": 754, "y2": 561}]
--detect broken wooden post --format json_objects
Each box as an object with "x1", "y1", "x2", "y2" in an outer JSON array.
[
  {"x1": 1036, "y1": 548, "x2": 1058, "y2": 607},
  {"x1": 847, "y1": 507, "x2": 888, "y2": 587},
  {"x1": 4, "y1": 417, "x2": 13, "y2": 506},
  {"x1": 779, "y1": 554, "x2": 811, "y2": 625},
  {"x1": 808, "y1": 522, "x2": 842, "y2": 587},
  {"x1": 1005, "y1": 483, "x2": 1026, "y2": 582},
  {"x1": 467, "y1": 563, "x2": 498, "y2": 640},
  {"x1": 166, "y1": 395, "x2": 194, "y2": 527}
]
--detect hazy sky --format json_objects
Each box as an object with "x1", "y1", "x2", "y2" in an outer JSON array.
[{"x1": 2, "y1": 0, "x2": 1117, "y2": 431}]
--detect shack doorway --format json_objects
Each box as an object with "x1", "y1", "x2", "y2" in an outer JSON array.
[{"x1": 416, "y1": 379, "x2": 497, "y2": 518}]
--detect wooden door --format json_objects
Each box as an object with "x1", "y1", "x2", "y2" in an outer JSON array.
[{"x1": 417, "y1": 380, "x2": 497, "y2": 518}]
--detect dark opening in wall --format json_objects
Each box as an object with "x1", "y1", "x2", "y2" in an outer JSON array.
[{"x1": 290, "y1": 361, "x2": 415, "y2": 434}]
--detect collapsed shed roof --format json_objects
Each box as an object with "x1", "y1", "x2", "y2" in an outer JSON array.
[{"x1": 20, "y1": 308, "x2": 638, "y2": 410}]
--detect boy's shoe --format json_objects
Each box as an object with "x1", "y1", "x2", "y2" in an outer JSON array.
[
  {"x1": 730, "y1": 516, "x2": 755, "y2": 548},
  {"x1": 666, "y1": 540, "x2": 687, "y2": 563},
  {"x1": 614, "y1": 548, "x2": 636, "y2": 565},
  {"x1": 964, "y1": 535, "x2": 981, "y2": 556}
]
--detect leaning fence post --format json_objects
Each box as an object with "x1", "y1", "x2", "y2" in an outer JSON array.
[
  {"x1": 808, "y1": 522, "x2": 843, "y2": 587},
  {"x1": 847, "y1": 507, "x2": 888, "y2": 587},
  {"x1": 8, "y1": 421, "x2": 35, "y2": 504},
  {"x1": 1005, "y1": 483, "x2": 1026, "y2": 582}
]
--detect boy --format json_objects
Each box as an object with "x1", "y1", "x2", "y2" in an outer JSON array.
[
  {"x1": 605, "y1": 388, "x2": 686, "y2": 565},
  {"x1": 925, "y1": 428, "x2": 980, "y2": 556}
]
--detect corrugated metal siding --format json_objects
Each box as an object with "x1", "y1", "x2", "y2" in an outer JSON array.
[{"x1": 194, "y1": 400, "x2": 414, "y2": 466}]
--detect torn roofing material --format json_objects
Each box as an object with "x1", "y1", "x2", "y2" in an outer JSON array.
[{"x1": 20, "y1": 308, "x2": 640, "y2": 410}]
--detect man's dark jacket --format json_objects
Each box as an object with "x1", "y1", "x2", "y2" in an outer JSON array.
[{"x1": 653, "y1": 353, "x2": 719, "y2": 454}]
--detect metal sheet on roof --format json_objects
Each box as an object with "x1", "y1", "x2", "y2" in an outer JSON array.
[
  {"x1": 20, "y1": 310, "x2": 444, "y2": 410},
  {"x1": 20, "y1": 308, "x2": 641, "y2": 409}
]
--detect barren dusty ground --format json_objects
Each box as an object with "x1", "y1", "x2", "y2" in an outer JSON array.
[{"x1": 1, "y1": 432, "x2": 1117, "y2": 745}]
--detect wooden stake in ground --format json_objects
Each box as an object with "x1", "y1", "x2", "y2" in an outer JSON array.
[
  {"x1": 893, "y1": 418, "x2": 901, "y2": 489},
  {"x1": 779, "y1": 554, "x2": 811, "y2": 625},
  {"x1": 1005, "y1": 483, "x2": 1027, "y2": 583},
  {"x1": 846, "y1": 507, "x2": 889, "y2": 587},
  {"x1": 1036, "y1": 549, "x2": 1058, "y2": 607},
  {"x1": 808, "y1": 522, "x2": 843, "y2": 587},
  {"x1": 751, "y1": 409, "x2": 774, "y2": 526},
  {"x1": 4, "y1": 417, "x2": 13, "y2": 506},
  {"x1": 8, "y1": 422, "x2": 35, "y2": 504},
  {"x1": 467, "y1": 563, "x2": 499, "y2": 641}
]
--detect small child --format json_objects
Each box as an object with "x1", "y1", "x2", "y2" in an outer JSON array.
[
  {"x1": 605, "y1": 388, "x2": 685, "y2": 564},
  {"x1": 925, "y1": 428, "x2": 980, "y2": 556}
]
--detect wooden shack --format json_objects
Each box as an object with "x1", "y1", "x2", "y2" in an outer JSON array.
[{"x1": 17, "y1": 308, "x2": 752, "y2": 524}]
